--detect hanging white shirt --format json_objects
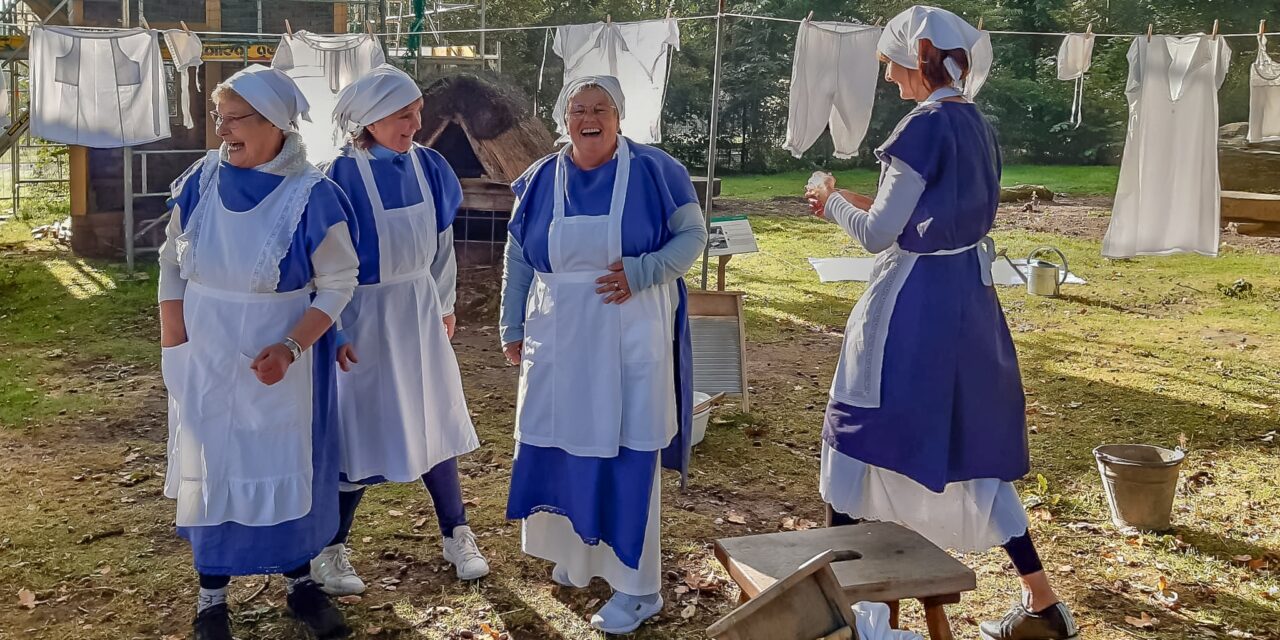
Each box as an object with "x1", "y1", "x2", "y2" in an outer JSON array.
[
  {"x1": 1249, "y1": 35, "x2": 1280, "y2": 142},
  {"x1": 31, "y1": 26, "x2": 171, "y2": 148},
  {"x1": 163, "y1": 29, "x2": 204, "y2": 130},
  {"x1": 553, "y1": 19, "x2": 680, "y2": 144},
  {"x1": 1057, "y1": 33, "x2": 1095, "y2": 127},
  {"x1": 272, "y1": 31, "x2": 385, "y2": 163},
  {"x1": 1104, "y1": 35, "x2": 1231, "y2": 258},
  {"x1": 783, "y1": 21, "x2": 881, "y2": 158}
]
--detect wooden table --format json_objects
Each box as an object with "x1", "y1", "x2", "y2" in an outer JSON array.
[{"x1": 714, "y1": 522, "x2": 977, "y2": 640}]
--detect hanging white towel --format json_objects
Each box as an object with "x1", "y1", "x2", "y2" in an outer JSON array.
[
  {"x1": 272, "y1": 31, "x2": 385, "y2": 163},
  {"x1": 964, "y1": 31, "x2": 993, "y2": 100},
  {"x1": 163, "y1": 30, "x2": 204, "y2": 130},
  {"x1": 1104, "y1": 35, "x2": 1231, "y2": 258},
  {"x1": 31, "y1": 26, "x2": 171, "y2": 148},
  {"x1": 553, "y1": 19, "x2": 680, "y2": 144},
  {"x1": 1249, "y1": 35, "x2": 1280, "y2": 142},
  {"x1": 1057, "y1": 33, "x2": 1095, "y2": 127},
  {"x1": 783, "y1": 21, "x2": 881, "y2": 158}
]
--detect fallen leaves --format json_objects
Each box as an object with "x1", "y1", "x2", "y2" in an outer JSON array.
[
  {"x1": 779, "y1": 517, "x2": 817, "y2": 531},
  {"x1": 18, "y1": 588, "x2": 37, "y2": 609},
  {"x1": 725, "y1": 511, "x2": 747, "y2": 525},
  {"x1": 1125, "y1": 612, "x2": 1157, "y2": 629},
  {"x1": 680, "y1": 603, "x2": 697, "y2": 619}
]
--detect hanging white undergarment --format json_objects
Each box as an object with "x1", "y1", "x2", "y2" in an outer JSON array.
[
  {"x1": 783, "y1": 21, "x2": 881, "y2": 158},
  {"x1": 1104, "y1": 35, "x2": 1231, "y2": 259},
  {"x1": 31, "y1": 26, "x2": 170, "y2": 148},
  {"x1": 553, "y1": 19, "x2": 680, "y2": 144},
  {"x1": 272, "y1": 31, "x2": 385, "y2": 163},
  {"x1": 0, "y1": 64, "x2": 9, "y2": 130},
  {"x1": 963, "y1": 31, "x2": 993, "y2": 100},
  {"x1": 1057, "y1": 33, "x2": 1095, "y2": 127},
  {"x1": 1249, "y1": 35, "x2": 1280, "y2": 142},
  {"x1": 163, "y1": 30, "x2": 204, "y2": 130}
]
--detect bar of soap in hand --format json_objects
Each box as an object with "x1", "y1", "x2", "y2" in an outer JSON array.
[{"x1": 806, "y1": 170, "x2": 834, "y2": 193}]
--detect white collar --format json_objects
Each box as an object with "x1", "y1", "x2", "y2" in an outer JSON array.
[{"x1": 922, "y1": 86, "x2": 966, "y2": 105}]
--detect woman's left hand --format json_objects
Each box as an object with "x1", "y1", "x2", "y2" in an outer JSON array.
[
  {"x1": 443, "y1": 314, "x2": 457, "y2": 340},
  {"x1": 594, "y1": 261, "x2": 632, "y2": 304},
  {"x1": 251, "y1": 343, "x2": 294, "y2": 385}
]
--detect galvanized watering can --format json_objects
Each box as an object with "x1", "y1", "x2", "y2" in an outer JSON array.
[{"x1": 1025, "y1": 246, "x2": 1069, "y2": 297}]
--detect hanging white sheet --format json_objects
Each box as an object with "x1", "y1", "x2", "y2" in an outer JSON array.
[
  {"x1": 1057, "y1": 33, "x2": 1095, "y2": 127},
  {"x1": 1249, "y1": 35, "x2": 1280, "y2": 142},
  {"x1": 553, "y1": 19, "x2": 680, "y2": 144},
  {"x1": 163, "y1": 30, "x2": 204, "y2": 130},
  {"x1": 1104, "y1": 35, "x2": 1230, "y2": 258},
  {"x1": 783, "y1": 21, "x2": 881, "y2": 158},
  {"x1": 31, "y1": 26, "x2": 171, "y2": 148},
  {"x1": 272, "y1": 31, "x2": 385, "y2": 163}
]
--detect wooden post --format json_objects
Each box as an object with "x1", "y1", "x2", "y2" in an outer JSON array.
[
  {"x1": 717, "y1": 254, "x2": 730, "y2": 291},
  {"x1": 69, "y1": 147, "x2": 88, "y2": 216}
]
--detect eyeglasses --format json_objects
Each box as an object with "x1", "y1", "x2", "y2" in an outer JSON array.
[
  {"x1": 210, "y1": 110, "x2": 261, "y2": 129},
  {"x1": 567, "y1": 106, "x2": 617, "y2": 120}
]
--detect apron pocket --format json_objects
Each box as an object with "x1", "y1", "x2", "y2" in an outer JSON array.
[
  {"x1": 160, "y1": 342, "x2": 191, "y2": 399},
  {"x1": 620, "y1": 287, "x2": 670, "y2": 363},
  {"x1": 234, "y1": 353, "x2": 307, "y2": 432}
]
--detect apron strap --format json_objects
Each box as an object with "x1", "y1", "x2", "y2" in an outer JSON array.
[{"x1": 551, "y1": 136, "x2": 631, "y2": 268}]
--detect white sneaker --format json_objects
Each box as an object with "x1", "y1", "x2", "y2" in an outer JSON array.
[
  {"x1": 310, "y1": 543, "x2": 366, "y2": 596},
  {"x1": 442, "y1": 525, "x2": 490, "y2": 581},
  {"x1": 590, "y1": 591, "x2": 664, "y2": 634}
]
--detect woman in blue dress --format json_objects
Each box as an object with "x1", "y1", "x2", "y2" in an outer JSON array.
[
  {"x1": 499, "y1": 75, "x2": 707, "y2": 634},
  {"x1": 312, "y1": 65, "x2": 488, "y2": 595},
  {"x1": 158, "y1": 65, "x2": 357, "y2": 640},
  {"x1": 806, "y1": 7, "x2": 1077, "y2": 640}
]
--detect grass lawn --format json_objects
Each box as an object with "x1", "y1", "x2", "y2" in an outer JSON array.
[
  {"x1": 2, "y1": 191, "x2": 1278, "y2": 638},
  {"x1": 720, "y1": 164, "x2": 1120, "y2": 200}
]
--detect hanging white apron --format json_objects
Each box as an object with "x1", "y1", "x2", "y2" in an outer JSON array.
[
  {"x1": 162, "y1": 151, "x2": 322, "y2": 527},
  {"x1": 515, "y1": 137, "x2": 677, "y2": 457},
  {"x1": 829, "y1": 237, "x2": 995, "y2": 409},
  {"x1": 335, "y1": 146, "x2": 478, "y2": 482}
]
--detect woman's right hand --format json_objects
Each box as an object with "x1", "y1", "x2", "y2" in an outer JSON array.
[
  {"x1": 337, "y1": 344, "x2": 359, "y2": 372},
  {"x1": 503, "y1": 340, "x2": 523, "y2": 366}
]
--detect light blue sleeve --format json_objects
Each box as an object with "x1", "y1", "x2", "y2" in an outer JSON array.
[
  {"x1": 620, "y1": 201, "x2": 708, "y2": 292},
  {"x1": 499, "y1": 233, "x2": 535, "y2": 345},
  {"x1": 431, "y1": 227, "x2": 457, "y2": 315},
  {"x1": 825, "y1": 157, "x2": 924, "y2": 254}
]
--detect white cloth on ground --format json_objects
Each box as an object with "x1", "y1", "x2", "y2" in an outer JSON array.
[
  {"x1": 853, "y1": 602, "x2": 926, "y2": 640},
  {"x1": 1249, "y1": 35, "x2": 1280, "y2": 142},
  {"x1": 331, "y1": 64, "x2": 422, "y2": 138},
  {"x1": 783, "y1": 21, "x2": 881, "y2": 158},
  {"x1": 31, "y1": 25, "x2": 170, "y2": 147},
  {"x1": 1057, "y1": 33, "x2": 1095, "y2": 127},
  {"x1": 1104, "y1": 35, "x2": 1230, "y2": 258},
  {"x1": 163, "y1": 29, "x2": 204, "y2": 129},
  {"x1": 553, "y1": 19, "x2": 680, "y2": 144},
  {"x1": 522, "y1": 458, "x2": 662, "y2": 595},
  {"x1": 272, "y1": 32, "x2": 384, "y2": 163},
  {"x1": 820, "y1": 443, "x2": 1029, "y2": 553},
  {"x1": 824, "y1": 158, "x2": 926, "y2": 252}
]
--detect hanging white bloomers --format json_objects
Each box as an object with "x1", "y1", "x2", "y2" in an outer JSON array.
[
  {"x1": 1057, "y1": 33, "x2": 1095, "y2": 127},
  {"x1": 783, "y1": 20, "x2": 881, "y2": 158},
  {"x1": 31, "y1": 26, "x2": 171, "y2": 148}
]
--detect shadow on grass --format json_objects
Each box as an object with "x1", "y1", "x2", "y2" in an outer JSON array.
[{"x1": 1076, "y1": 582, "x2": 1279, "y2": 639}]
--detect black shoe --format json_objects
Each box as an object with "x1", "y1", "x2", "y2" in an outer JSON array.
[
  {"x1": 980, "y1": 601, "x2": 1079, "y2": 640},
  {"x1": 193, "y1": 603, "x2": 234, "y2": 640},
  {"x1": 286, "y1": 579, "x2": 352, "y2": 639}
]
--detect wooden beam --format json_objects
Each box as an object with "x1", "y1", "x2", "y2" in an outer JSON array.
[
  {"x1": 335, "y1": 3, "x2": 348, "y2": 33},
  {"x1": 69, "y1": 147, "x2": 87, "y2": 216}
]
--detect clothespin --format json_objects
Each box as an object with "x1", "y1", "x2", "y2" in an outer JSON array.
[
  {"x1": 140, "y1": 17, "x2": 150, "y2": 30},
  {"x1": 1147, "y1": 24, "x2": 1153, "y2": 42},
  {"x1": 365, "y1": 20, "x2": 375, "y2": 36},
  {"x1": 873, "y1": 17, "x2": 883, "y2": 27},
  {"x1": 285, "y1": 19, "x2": 294, "y2": 38},
  {"x1": 180, "y1": 20, "x2": 192, "y2": 34},
  {"x1": 1086, "y1": 22, "x2": 1093, "y2": 36},
  {"x1": 977, "y1": 16, "x2": 984, "y2": 30},
  {"x1": 665, "y1": 6, "x2": 672, "y2": 20},
  {"x1": 606, "y1": 14, "x2": 612, "y2": 25},
  {"x1": 805, "y1": 11, "x2": 814, "y2": 22},
  {"x1": 1261, "y1": 20, "x2": 1268, "y2": 36},
  {"x1": 1211, "y1": 19, "x2": 1219, "y2": 40}
]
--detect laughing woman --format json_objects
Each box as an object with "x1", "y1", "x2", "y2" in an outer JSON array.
[
  {"x1": 500, "y1": 75, "x2": 707, "y2": 634},
  {"x1": 158, "y1": 65, "x2": 357, "y2": 640},
  {"x1": 312, "y1": 64, "x2": 487, "y2": 594}
]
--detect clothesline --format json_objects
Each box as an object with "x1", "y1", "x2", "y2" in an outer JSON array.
[{"x1": 723, "y1": 12, "x2": 1279, "y2": 39}]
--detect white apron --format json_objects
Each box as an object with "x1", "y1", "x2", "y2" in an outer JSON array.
[
  {"x1": 829, "y1": 238, "x2": 994, "y2": 409},
  {"x1": 514, "y1": 137, "x2": 677, "y2": 457},
  {"x1": 335, "y1": 147, "x2": 478, "y2": 482},
  {"x1": 163, "y1": 151, "x2": 323, "y2": 528}
]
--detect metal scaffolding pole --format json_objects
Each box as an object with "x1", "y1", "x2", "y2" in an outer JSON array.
[
  {"x1": 122, "y1": 0, "x2": 134, "y2": 271},
  {"x1": 699, "y1": 1, "x2": 725, "y2": 290}
]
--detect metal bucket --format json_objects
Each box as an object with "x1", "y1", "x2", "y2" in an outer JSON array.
[{"x1": 1094, "y1": 444, "x2": 1185, "y2": 531}]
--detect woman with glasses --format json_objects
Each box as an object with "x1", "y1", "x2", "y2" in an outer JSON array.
[
  {"x1": 500, "y1": 75, "x2": 707, "y2": 634},
  {"x1": 309, "y1": 65, "x2": 488, "y2": 594},
  {"x1": 158, "y1": 65, "x2": 358, "y2": 640}
]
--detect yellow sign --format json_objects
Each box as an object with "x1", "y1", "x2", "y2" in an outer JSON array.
[{"x1": 201, "y1": 42, "x2": 277, "y2": 62}]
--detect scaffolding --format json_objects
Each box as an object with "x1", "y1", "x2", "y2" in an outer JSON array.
[{"x1": 0, "y1": 1, "x2": 68, "y2": 222}]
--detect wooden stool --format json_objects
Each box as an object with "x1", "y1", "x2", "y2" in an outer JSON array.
[
  {"x1": 707, "y1": 549, "x2": 860, "y2": 640},
  {"x1": 714, "y1": 522, "x2": 976, "y2": 640}
]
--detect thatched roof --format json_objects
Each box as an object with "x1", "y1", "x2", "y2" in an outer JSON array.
[{"x1": 416, "y1": 74, "x2": 556, "y2": 184}]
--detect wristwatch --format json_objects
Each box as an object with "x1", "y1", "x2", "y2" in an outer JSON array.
[{"x1": 281, "y1": 337, "x2": 303, "y2": 362}]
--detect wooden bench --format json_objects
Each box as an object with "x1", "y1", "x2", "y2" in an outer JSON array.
[
  {"x1": 707, "y1": 549, "x2": 860, "y2": 640},
  {"x1": 714, "y1": 522, "x2": 977, "y2": 640}
]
